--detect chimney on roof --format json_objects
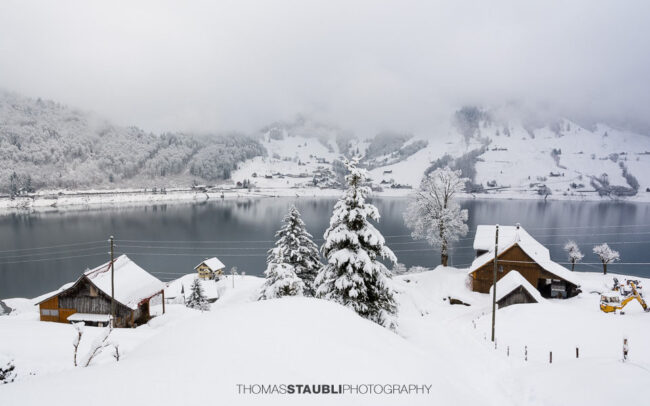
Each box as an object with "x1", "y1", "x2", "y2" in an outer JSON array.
[{"x1": 516, "y1": 222, "x2": 521, "y2": 229}]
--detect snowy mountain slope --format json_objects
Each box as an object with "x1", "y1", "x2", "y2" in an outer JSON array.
[{"x1": 2, "y1": 90, "x2": 649, "y2": 201}]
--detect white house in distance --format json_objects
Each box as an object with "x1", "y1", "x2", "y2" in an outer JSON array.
[{"x1": 195, "y1": 257, "x2": 226, "y2": 280}]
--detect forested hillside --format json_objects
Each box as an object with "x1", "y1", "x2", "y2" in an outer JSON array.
[{"x1": 0, "y1": 91, "x2": 265, "y2": 194}]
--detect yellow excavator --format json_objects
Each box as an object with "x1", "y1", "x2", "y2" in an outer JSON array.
[{"x1": 600, "y1": 279, "x2": 649, "y2": 313}]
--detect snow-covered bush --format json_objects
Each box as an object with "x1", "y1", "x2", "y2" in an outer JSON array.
[
  {"x1": 314, "y1": 158, "x2": 398, "y2": 330},
  {"x1": 0, "y1": 356, "x2": 16, "y2": 384},
  {"x1": 266, "y1": 205, "x2": 321, "y2": 295},
  {"x1": 404, "y1": 167, "x2": 469, "y2": 267},
  {"x1": 186, "y1": 278, "x2": 210, "y2": 311},
  {"x1": 564, "y1": 240, "x2": 584, "y2": 271},
  {"x1": 259, "y1": 260, "x2": 305, "y2": 300},
  {"x1": 593, "y1": 243, "x2": 620, "y2": 275}
]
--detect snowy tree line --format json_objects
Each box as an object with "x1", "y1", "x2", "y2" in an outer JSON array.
[
  {"x1": 0, "y1": 92, "x2": 266, "y2": 193},
  {"x1": 425, "y1": 146, "x2": 488, "y2": 193}
]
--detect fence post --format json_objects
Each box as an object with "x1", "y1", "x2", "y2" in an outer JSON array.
[
  {"x1": 495, "y1": 339, "x2": 497, "y2": 350},
  {"x1": 550, "y1": 351, "x2": 552, "y2": 364},
  {"x1": 507, "y1": 346, "x2": 509, "y2": 357},
  {"x1": 525, "y1": 346, "x2": 528, "y2": 362},
  {"x1": 576, "y1": 347, "x2": 579, "y2": 359}
]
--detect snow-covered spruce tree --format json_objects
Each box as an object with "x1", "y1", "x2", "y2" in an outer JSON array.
[
  {"x1": 314, "y1": 157, "x2": 398, "y2": 330},
  {"x1": 593, "y1": 243, "x2": 620, "y2": 275},
  {"x1": 564, "y1": 240, "x2": 584, "y2": 271},
  {"x1": 267, "y1": 205, "x2": 321, "y2": 295},
  {"x1": 259, "y1": 251, "x2": 306, "y2": 300},
  {"x1": 186, "y1": 278, "x2": 210, "y2": 311},
  {"x1": 404, "y1": 167, "x2": 469, "y2": 267}
]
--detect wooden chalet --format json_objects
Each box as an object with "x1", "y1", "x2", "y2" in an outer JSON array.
[
  {"x1": 195, "y1": 257, "x2": 225, "y2": 280},
  {"x1": 468, "y1": 224, "x2": 580, "y2": 298},
  {"x1": 36, "y1": 255, "x2": 165, "y2": 327},
  {"x1": 489, "y1": 271, "x2": 545, "y2": 309}
]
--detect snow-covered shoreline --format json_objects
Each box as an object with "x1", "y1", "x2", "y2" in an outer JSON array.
[{"x1": 1, "y1": 186, "x2": 649, "y2": 215}]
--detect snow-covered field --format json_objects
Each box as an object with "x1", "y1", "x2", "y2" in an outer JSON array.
[{"x1": 1, "y1": 268, "x2": 648, "y2": 406}]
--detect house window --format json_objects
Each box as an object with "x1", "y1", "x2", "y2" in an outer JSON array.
[{"x1": 41, "y1": 309, "x2": 59, "y2": 317}]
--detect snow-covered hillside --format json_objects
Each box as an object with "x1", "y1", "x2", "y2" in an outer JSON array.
[
  {"x1": 1, "y1": 268, "x2": 649, "y2": 406},
  {"x1": 3, "y1": 91, "x2": 649, "y2": 203},
  {"x1": 237, "y1": 111, "x2": 650, "y2": 201}
]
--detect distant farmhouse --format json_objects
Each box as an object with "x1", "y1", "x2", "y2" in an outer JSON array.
[
  {"x1": 36, "y1": 255, "x2": 165, "y2": 327},
  {"x1": 468, "y1": 224, "x2": 580, "y2": 299},
  {"x1": 195, "y1": 257, "x2": 226, "y2": 280}
]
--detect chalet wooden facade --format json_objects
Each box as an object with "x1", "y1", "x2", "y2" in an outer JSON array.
[
  {"x1": 469, "y1": 225, "x2": 580, "y2": 299},
  {"x1": 36, "y1": 255, "x2": 165, "y2": 327},
  {"x1": 195, "y1": 257, "x2": 225, "y2": 280}
]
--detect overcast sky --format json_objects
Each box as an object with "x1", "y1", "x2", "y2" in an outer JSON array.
[{"x1": 1, "y1": 0, "x2": 649, "y2": 136}]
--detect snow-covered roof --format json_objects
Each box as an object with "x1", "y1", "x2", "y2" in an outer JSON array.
[
  {"x1": 469, "y1": 225, "x2": 580, "y2": 287},
  {"x1": 489, "y1": 271, "x2": 545, "y2": 303},
  {"x1": 67, "y1": 313, "x2": 111, "y2": 323},
  {"x1": 473, "y1": 225, "x2": 546, "y2": 253},
  {"x1": 194, "y1": 257, "x2": 225, "y2": 271},
  {"x1": 36, "y1": 255, "x2": 165, "y2": 310},
  {"x1": 84, "y1": 255, "x2": 165, "y2": 310}
]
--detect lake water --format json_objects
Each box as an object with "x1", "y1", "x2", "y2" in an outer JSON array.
[{"x1": 1, "y1": 197, "x2": 650, "y2": 299}]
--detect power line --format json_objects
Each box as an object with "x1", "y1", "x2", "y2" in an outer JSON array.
[
  {"x1": 0, "y1": 240, "x2": 107, "y2": 254},
  {"x1": 0, "y1": 245, "x2": 107, "y2": 260},
  {"x1": 0, "y1": 252, "x2": 107, "y2": 265}
]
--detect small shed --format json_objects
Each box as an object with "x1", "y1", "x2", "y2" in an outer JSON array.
[
  {"x1": 36, "y1": 255, "x2": 165, "y2": 327},
  {"x1": 489, "y1": 271, "x2": 545, "y2": 309},
  {"x1": 195, "y1": 257, "x2": 226, "y2": 280}
]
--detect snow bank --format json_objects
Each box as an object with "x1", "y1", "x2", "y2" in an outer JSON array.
[{"x1": 0, "y1": 297, "x2": 482, "y2": 406}]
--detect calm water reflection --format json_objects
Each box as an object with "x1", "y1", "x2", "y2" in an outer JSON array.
[{"x1": 1, "y1": 198, "x2": 649, "y2": 298}]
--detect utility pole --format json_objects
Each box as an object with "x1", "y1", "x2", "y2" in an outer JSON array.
[
  {"x1": 491, "y1": 225, "x2": 499, "y2": 342},
  {"x1": 110, "y1": 235, "x2": 115, "y2": 327}
]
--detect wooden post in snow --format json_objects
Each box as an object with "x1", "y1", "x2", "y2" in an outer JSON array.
[
  {"x1": 110, "y1": 235, "x2": 115, "y2": 327},
  {"x1": 491, "y1": 225, "x2": 499, "y2": 342}
]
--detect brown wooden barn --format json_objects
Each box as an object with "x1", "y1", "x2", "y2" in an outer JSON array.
[
  {"x1": 36, "y1": 255, "x2": 165, "y2": 327},
  {"x1": 468, "y1": 224, "x2": 580, "y2": 298}
]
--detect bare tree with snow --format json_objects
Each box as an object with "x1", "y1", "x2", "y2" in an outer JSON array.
[
  {"x1": 72, "y1": 322, "x2": 84, "y2": 367},
  {"x1": 593, "y1": 243, "x2": 620, "y2": 275},
  {"x1": 267, "y1": 205, "x2": 321, "y2": 295},
  {"x1": 314, "y1": 157, "x2": 398, "y2": 330},
  {"x1": 83, "y1": 326, "x2": 113, "y2": 367},
  {"x1": 564, "y1": 240, "x2": 584, "y2": 271},
  {"x1": 404, "y1": 167, "x2": 469, "y2": 267}
]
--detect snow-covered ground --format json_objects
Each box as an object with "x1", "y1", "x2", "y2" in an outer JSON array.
[{"x1": 1, "y1": 268, "x2": 648, "y2": 405}]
